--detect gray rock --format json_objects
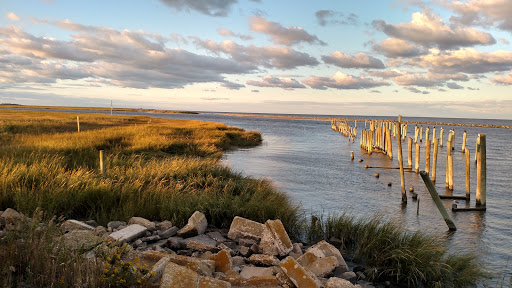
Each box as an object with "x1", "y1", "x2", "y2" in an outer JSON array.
[
  {"x1": 109, "y1": 224, "x2": 147, "y2": 243},
  {"x1": 232, "y1": 256, "x2": 246, "y2": 267},
  {"x1": 158, "y1": 226, "x2": 179, "y2": 238},
  {"x1": 177, "y1": 211, "x2": 208, "y2": 238},
  {"x1": 128, "y1": 217, "x2": 156, "y2": 231},
  {"x1": 168, "y1": 237, "x2": 184, "y2": 249},
  {"x1": 340, "y1": 271, "x2": 357, "y2": 283},
  {"x1": 63, "y1": 230, "x2": 98, "y2": 250},
  {"x1": 239, "y1": 238, "x2": 257, "y2": 247},
  {"x1": 217, "y1": 243, "x2": 234, "y2": 256},
  {"x1": 61, "y1": 220, "x2": 95, "y2": 231},
  {"x1": 207, "y1": 231, "x2": 227, "y2": 242},
  {"x1": 185, "y1": 234, "x2": 218, "y2": 251},
  {"x1": 107, "y1": 221, "x2": 126, "y2": 230},
  {"x1": 156, "y1": 220, "x2": 173, "y2": 231},
  {"x1": 92, "y1": 226, "x2": 107, "y2": 236},
  {"x1": 240, "y1": 266, "x2": 274, "y2": 279},
  {"x1": 140, "y1": 235, "x2": 161, "y2": 243},
  {"x1": 240, "y1": 245, "x2": 251, "y2": 257},
  {"x1": 84, "y1": 220, "x2": 98, "y2": 227},
  {"x1": 357, "y1": 280, "x2": 375, "y2": 288}
]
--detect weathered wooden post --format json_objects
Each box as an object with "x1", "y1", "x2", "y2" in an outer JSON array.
[
  {"x1": 440, "y1": 128, "x2": 444, "y2": 147},
  {"x1": 414, "y1": 125, "x2": 419, "y2": 144},
  {"x1": 351, "y1": 151, "x2": 354, "y2": 160},
  {"x1": 446, "y1": 140, "x2": 451, "y2": 188},
  {"x1": 420, "y1": 125, "x2": 423, "y2": 142},
  {"x1": 476, "y1": 134, "x2": 486, "y2": 207},
  {"x1": 396, "y1": 116, "x2": 406, "y2": 204},
  {"x1": 408, "y1": 137, "x2": 413, "y2": 168},
  {"x1": 465, "y1": 148, "x2": 470, "y2": 199},
  {"x1": 462, "y1": 130, "x2": 467, "y2": 152},
  {"x1": 387, "y1": 129, "x2": 393, "y2": 160},
  {"x1": 415, "y1": 143, "x2": 420, "y2": 173},
  {"x1": 110, "y1": 100, "x2": 113, "y2": 115},
  {"x1": 420, "y1": 171, "x2": 457, "y2": 231},
  {"x1": 432, "y1": 138, "x2": 439, "y2": 183},
  {"x1": 77, "y1": 116, "x2": 80, "y2": 132},
  {"x1": 432, "y1": 126, "x2": 436, "y2": 141},
  {"x1": 448, "y1": 151, "x2": 454, "y2": 190},
  {"x1": 425, "y1": 126, "x2": 430, "y2": 143},
  {"x1": 99, "y1": 150, "x2": 105, "y2": 174},
  {"x1": 425, "y1": 139, "x2": 431, "y2": 174},
  {"x1": 450, "y1": 130, "x2": 455, "y2": 151},
  {"x1": 475, "y1": 135, "x2": 480, "y2": 164}
]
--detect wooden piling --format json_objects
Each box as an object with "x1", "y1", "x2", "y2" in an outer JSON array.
[
  {"x1": 99, "y1": 150, "x2": 105, "y2": 174},
  {"x1": 432, "y1": 138, "x2": 439, "y2": 183},
  {"x1": 475, "y1": 135, "x2": 480, "y2": 164},
  {"x1": 450, "y1": 130, "x2": 455, "y2": 151},
  {"x1": 408, "y1": 137, "x2": 412, "y2": 168},
  {"x1": 414, "y1": 125, "x2": 419, "y2": 144},
  {"x1": 415, "y1": 143, "x2": 420, "y2": 173},
  {"x1": 446, "y1": 140, "x2": 451, "y2": 188},
  {"x1": 465, "y1": 148, "x2": 470, "y2": 199},
  {"x1": 448, "y1": 152, "x2": 454, "y2": 190},
  {"x1": 420, "y1": 171, "x2": 456, "y2": 231},
  {"x1": 351, "y1": 151, "x2": 354, "y2": 160},
  {"x1": 420, "y1": 125, "x2": 423, "y2": 142},
  {"x1": 425, "y1": 126, "x2": 430, "y2": 143},
  {"x1": 77, "y1": 116, "x2": 80, "y2": 132},
  {"x1": 425, "y1": 139, "x2": 431, "y2": 174},
  {"x1": 387, "y1": 128, "x2": 393, "y2": 160},
  {"x1": 462, "y1": 130, "x2": 467, "y2": 152},
  {"x1": 417, "y1": 197, "x2": 420, "y2": 215},
  {"x1": 432, "y1": 127, "x2": 436, "y2": 141},
  {"x1": 476, "y1": 134, "x2": 486, "y2": 207},
  {"x1": 440, "y1": 128, "x2": 444, "y2": 147},
  {"x1": 396, "y1": 116, "x2": 406, "y2": 204}
]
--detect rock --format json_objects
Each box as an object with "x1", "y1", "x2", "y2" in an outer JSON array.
[
  {"x1": 92, "y1": 226, "x2": 107, "y2": 236},
  {"x1": 207, "y1": 231, "x2": 227, "y2": 242},
  {"x1": 217, "y1": 243, "x2": 234, "y2": 256},
  {"x1": 292, "y1": 243, "x2": 303, "y2": 254},
  {"x1": 210, "y1": 249, "x2": 232, "y2": 274},
  {"x1": 278, "y1": 256, "x2": 321, "y2": 288},
  {"x1": 107, "y1": 221, "x2": 126, "y2": 230},
  {"x1": 248, "y1": 254, "x2": 279, "y2": 266},
  {"x1": 325, "y1": 277, "x2": 357, "y2": 288},
  {"x1": 250, "y1": 243, "x2": 259, "y2": 254},
  {"x1": 240, "y1": 266, "x2": 274, "y2": 279},
  {"x1": 168, "y1": 237, "x2": 184, "y2": 249},
  {"x1": 159, "y1": 226, "x2": 179, "y2": 238},
  {"x1": 61, "y1": 219, "x2": 95, "y2": 231},
  {"x1": 143, "y1": 251, "x2": 215, "y2": 277},
  {"x1": 178, "y1": 211, "x2": 208, "y2": 238},
  {"x1": 240, "y1": 246, "x2": 251, "y2": 257},
  {"x1": 340, "y1": 271, "x2": 357, "y2": 283},
  {"x1": 109, "y1": 224, "x2": 147, "y2": 243},
  {"x1": 157, "y1": 220, "x2": 174, "y2": 231},
  {"x1": 160, "y1": 261, "x2": 198, "y2": 288},
  {"x1": 140, "y1": 235, "x2": 161, "y2": 243},
  {"x1": 239, "y1": 238, "x2": 258, "y2": 247},
  {"x1": 146, "y1": 255, "x2": 170, "y2": 283},
  {"x1": 63, "y1": 230, "x2": 98, "y2": 250},
  {"x1": 186, "y1": 234, "x2": 218, "y2": 251},
  {"x1": 275, "y1": 268, "x2": 295, "y2": 288},
  {"x1": 306, "y1": 240, "x2": 349, "y2": 273},
  {"x1": 259, "y1": 219, "x2": 293, "y2": 257},
  {"x1": 297, "y1": 251, "x2": 339, "y2": 277},
  {"x1": 198, "y1": 275, "x2": 231, "y2": 288},
  {"x1": 232, "y1": 256, "x2": 246, "y2": 267},
  {"x1": 227, "y1": 216, "x2": 265, "y2": 241},
  {"x1": 225, "y1": 275, "x2": 279, "y2": 288},
  {"x1": 1, "y1": 208, "x2": 24, "y2": 226},
  {"x1": 83, "y1": 219, "x2": 98, "y2": 227},
  {"x1": 128, "y1": 217, "x2": 156, "y2": 230}
]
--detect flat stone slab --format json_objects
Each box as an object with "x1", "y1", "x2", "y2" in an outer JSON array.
[
  {"x1": 279, "y1": 256, "x2": 321, "y2": 288},
  {"x1": 159, "y1": 226, "x2": 179, "y2": 238},
  {"x1": 259, "y1": 219, "x2": 293, "y2": 257},
  {"x1": 248, "y1": 254, "x2": 279, "y2": 266},
  {"x1": 160, "y1": 261, "x2": 198, "y2": 288},
  {"x1": 198, "y1": 276, "x2": 231, "y2": 288},
  {"x1": 225, "y1": 275, "x2": 279, "y2": 288},
  {"x1": 128, "y1": 216, "x2": 156, "y2": 230},
  {"x1": 240, "y1": 266, "x2": 274, "y2": 279},
  {"x1": 144, "y1": 251, "x2": 215, "y2": 277},
  {"x1": 325, "y1": 277, "x2": 359, "y2": 288},
  {"x1": 186, "y1": 234, "x2": 218, "y2": 251},
  {"x1": 109, "y1": 224, "x2": 147, "y2": 243},
  {"x1": 227, "y1": 216, "x2": 265, "y2": 241}
]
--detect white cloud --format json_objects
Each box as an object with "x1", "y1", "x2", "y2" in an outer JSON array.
[
  {"x1": 192, "y1": 38, "x2": 319, "y2": 69},
  {"x1": 374, "y1": 38, "x2": 425, "y2": 58},
  {"x1": 6, "y1": 12, "x2": 21, "y2": 21},
  {"x1": 249, "y1": 16, "x2": 326, "y2": 46},
  {"x1": 391, "y1": 70, "x2": 469, "y2": 87},
  {"x1": 372, "y1": 9, "x2": 496, "y2": 49},
  {"x1": 322, "y1": 51, "x2": 385, "y2": 69},
  {"x1": 247, "y1": 75, "x2": 306, "y2": 90},
  {"x1": 218, "y1": 28, "x2": 253, "y2": 40},
  {"x1": 302, "y1": 71, "x2": 390, "y2": 90},
  {"x1": 491, "y1": 71, "x2": 512, "y2": 85},
  {"x1": 448, "y1": 0, "x2": 512, "y2": 32}
]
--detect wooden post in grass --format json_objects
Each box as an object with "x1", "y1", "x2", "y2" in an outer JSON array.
[
  {"x1": 425, "y1": 139, "x2": 431, "y2": 174},
  {"x1": 110, "y1": 100, "x2": 113, "y2": 115},
  {"x1": 396, "y1": 115, "x2": 406, "y2": 204},
  {"x1": 415, "y1": 143, "x2": 420, "y2": 173},
  {"x1": 462, "y1": 130, "x2": 467, "y2": 152},
  {"x1": 432, "y1": 138, "x2": 439, "y2": 183},
  {"x1": 99, "y1": 150, "x2": 105, "y2": 174},
  {"x1": 465, "y1": 148, "x2": 470, "y2": 199},
  {"x1": 420, "y1": 171, "x2": 457, "y2": 231},
  {"x1": 408, "y1": 137, "x2": 413, "y2": 168},
  {"x1": 77, "y1": 116, "x2": 80, "y2": 132},
  {"x1": 476, "y1": 134, "x2": 486, "y2": 207}
]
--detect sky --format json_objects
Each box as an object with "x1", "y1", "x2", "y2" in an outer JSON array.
[{"x1": 0, "y1": 0, "x2": 511, "y2": 119}]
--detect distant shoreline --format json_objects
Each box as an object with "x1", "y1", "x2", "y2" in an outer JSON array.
[{"x1": 1, "y1": 104, "x2": 510, "y2": 129}]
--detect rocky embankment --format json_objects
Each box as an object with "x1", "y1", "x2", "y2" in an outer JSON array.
[{"x1": 0, "y1": 208, "x2": 382, "y2": 288}]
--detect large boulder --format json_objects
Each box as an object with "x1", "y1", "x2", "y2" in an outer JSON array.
[
  {"x1": 227, "y1": 216, "x2": 265, "y2": 241},
  {"x1": 278, "y1": 256, "x2": 321, "y2": 288},
  {"x1": 177, "y1": 211, "x2": 208, "y2": 238},
  {"x1": 109, "y1": 224, "x2": 147, "y2": 243}
]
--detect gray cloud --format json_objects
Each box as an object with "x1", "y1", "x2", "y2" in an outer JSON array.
[
  {"x1": 192, "y1": 38, "x2": 319, "y2": 69},
  {"x1": 446, "y1": 82, "x2": 464, "y2": 89},
  {"x1": 221, "y1": 81, "x2": 245, "y2": 90},
  {"x1": 247, "y1": 75, "x2": 306, "y2": 90},
  {"x1": 159, "y1": 0, "x2": 237, "y2": 17},
  {"x1": 373, "y1": 38, "x2": 426, "y2": 58},
  {"x1": 315, "y1": 10, "x2": 359, "y2": 26},
  {"x1": 391, "y1": 71, "x2": 469, "y2": 87},
  {"x1": 249, "y1": 16, "x2": 326, "y2": 46},
  {"x1": 372, "y1": 9, "x2": 496, "y2": 49},
  {"x1": 322, "y1": 51, "x2": 385, "y2": 69},
  {"x1": 302, "y1": 71, "x2": 390, "y2": 90},
  {"x1": 491, "y1": 72, "x2": 512, "y2": 85},
  {"x1": 405, "y1": 86, "x2": 430, "y2": 94},
  {"x1": 448, "y1": 0, "x2": 512, "y2": 32},
  {"x1": 368, "y1": 70, "x2": 402, "y2": 78}
]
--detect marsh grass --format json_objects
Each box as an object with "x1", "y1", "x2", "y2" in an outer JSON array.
[{"x1": 317, "y1": 213, "x2": 489, "y2": 287}]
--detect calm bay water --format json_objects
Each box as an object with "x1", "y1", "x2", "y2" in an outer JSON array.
[{"x1": 6, "y1": 108, "x2": 512, "y2": 284}]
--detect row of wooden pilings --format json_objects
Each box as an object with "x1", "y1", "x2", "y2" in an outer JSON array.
[{"x1": 333, "y1": 115, "x2": 487, "y2": 229}]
